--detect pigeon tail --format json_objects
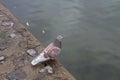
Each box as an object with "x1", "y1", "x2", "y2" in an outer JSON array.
[{"x1": 31, "y1": 52, "x2": 50, "y2": 66}]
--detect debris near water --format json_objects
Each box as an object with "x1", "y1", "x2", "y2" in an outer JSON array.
[
  {"x1": 39, "y1": 65, "x2": 53, "y2": 74},
  {"x1": 10, "y1": 33, "x2": 22, "y2": 39},
  {"x1": 10, "y1": 33, "x2": 16, "y2": 38},
  {"x1": 42, "y1": 30, "x2": 45, "y2": 34},
  {"x1": 1, "y1": 21, "x2": 14, "y2": 27},
  {"x1": 26, "y1": 22, "x2": 30, "y2": 26},
  {"x1": 0, "y1": 56, "x2": 5, "y2": 61},
  {"x1": 26, "y1": 49, "x2": 36, "y2": 56}
]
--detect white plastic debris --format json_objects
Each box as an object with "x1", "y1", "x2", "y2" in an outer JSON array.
[
  {"x1": 10, "y1": 33, "x2": 22, "y2": 39},
  {"x1": 27, "y1": 49, "x2": 36, "y2": 56},
  {"x1": 10, "y1": 33, "x2": 16, "y2": 38},
  {"x1": 39, "y1": 65, "x2": 53, "y2": 74},
  {"x1": 26, "y1": 22, "x2": 30, "y2": 26},
  {"x1": 0, "y1": 56, "x2": 5, "y2": 61},
  {"x1": 2, "y1": 21, "x2": 14, "y2": 27},
  {"x1": 42, "y1": 30, "x2": 45, "y2": 34}
]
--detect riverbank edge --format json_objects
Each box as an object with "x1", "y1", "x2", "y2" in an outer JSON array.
[{"x1": 0, "y1": 2, "x2": 76, "y2": 80}]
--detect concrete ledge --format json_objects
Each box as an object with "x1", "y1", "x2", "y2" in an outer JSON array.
[{"x1": 0, "y1": 2, "x2": 76, "y2": 80}]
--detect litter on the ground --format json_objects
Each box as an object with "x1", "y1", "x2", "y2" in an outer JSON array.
[
  {"x1": 10, "y1": 33, "x2": 16, "y2": 38},
  {"x1": 2, "y1": 21, "x2": 14, "y2": 27},
  {"x1": 39, "y1": 65, "x2": 53, "y2": 74},
  {"x1": 26, "y1": 49, "x2": 36, "y2": 56},
  {"x1": 10, "y1": 33, "x2": 22, "y2": 39},
  {"x1": 0, "y1": 56, "x2": 5, "y2": 61}
]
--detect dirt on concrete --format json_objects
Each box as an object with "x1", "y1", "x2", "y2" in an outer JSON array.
[{"x1": 0, "y1": 2, "x2": 76, "y2": 80}]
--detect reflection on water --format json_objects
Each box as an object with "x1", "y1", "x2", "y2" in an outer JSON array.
[{"x1": 1, "y1": 0, "x2": 120, "y2": 79}]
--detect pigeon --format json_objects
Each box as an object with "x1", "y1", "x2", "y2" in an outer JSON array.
[{"x1": 31, "y1": 35, "x2": 63, "y2": 66}]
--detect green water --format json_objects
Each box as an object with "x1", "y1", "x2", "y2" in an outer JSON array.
[{"x1": 1, "y1": 0, "x2": 120, "y2": 80}]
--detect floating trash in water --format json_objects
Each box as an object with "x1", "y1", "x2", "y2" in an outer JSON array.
[
  {"x1": 39, "y1": 65, "x2": 53, "y2": 74},
  {"x1": 26, "y1": 22, "x2": 30, "y2": 26},
  {"x1": 42, "y1": 30, "x2": 45, "y2": 34},
  {"x1": 27, "y1": 49, "x2": 36, "y2": 56}
]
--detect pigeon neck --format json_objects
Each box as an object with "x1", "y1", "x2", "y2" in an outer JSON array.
[{"x1": 54, "y1": 39, "x2": 61, "y2": 48}]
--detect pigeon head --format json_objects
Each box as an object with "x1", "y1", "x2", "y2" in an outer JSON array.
[
  {"x1": 56, "y1": 35, "x2": 63, "y2": 41},
  {"x1": 54, "y1": 35, "x2": 63, "y2": 48}
]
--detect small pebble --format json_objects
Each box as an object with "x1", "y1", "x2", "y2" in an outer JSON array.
[
  {"x1": 0, "y1": 56, "x2": 5, "y2": 61},
  {"x1": 26, "y1": 49, "x2": 36, "y2": 56}
]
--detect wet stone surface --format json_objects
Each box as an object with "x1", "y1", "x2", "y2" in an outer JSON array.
[
  {"x1": 0, "y1": 73, "x2": 7, "y2": 80},
  {"x1": 7, "y1": 70, "x2": 26, "y2": 80},
  {"x1": 33, "y1": 74, "x2": 47, "y2": 80},
  {"x1": 0, "y1": 37, "x2": 13, "y2": 51},
  {"x1": 13, "y1": 56, "x2": 25, "y2": 68},
  {"x1": 18, "y1": 41, "x2": 28, "y2": 48},
  {"x1": 12, "y1": 52, "x2": 26, "y2": 68}
]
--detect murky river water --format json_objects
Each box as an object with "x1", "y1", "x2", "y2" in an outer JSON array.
[{"x1": 1, "y1": 0, "x2": 120, "y2": 80}]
